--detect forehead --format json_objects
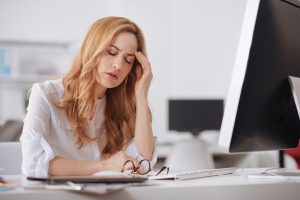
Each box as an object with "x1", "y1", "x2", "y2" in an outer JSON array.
[{"x1": 110, "y1": 32, "x2": 138, "y2": 52}]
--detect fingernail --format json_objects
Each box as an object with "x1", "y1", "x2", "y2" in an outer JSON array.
[{"x1": 138, "y1": 51, "x2": 142, "y2": 54}]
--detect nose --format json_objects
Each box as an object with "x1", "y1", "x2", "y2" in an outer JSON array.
[
  {"x1": 113, "y1": 64, "x2": 120, "y2": 72},
  {"x1": 113, "y1": 56, "x2": 124, "y2": 72}
]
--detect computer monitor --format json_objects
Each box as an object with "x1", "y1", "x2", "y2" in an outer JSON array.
[
  {"x1": 169, "y1": 99, "x2": 224, "y2": 136},
  {"x1": 167, "y1": 99, "x2": 223, "y2": 170},
  {"x1": 218, "y1": 0, "x2": 300, "y2": 153}
]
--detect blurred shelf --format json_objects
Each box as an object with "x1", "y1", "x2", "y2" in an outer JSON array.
[
  {"x1": 0, "y1": 74, "x2": 60, "y2": 87},
  {"x1": 0, "y1": 39, "x2": 72, "y2": 48}
]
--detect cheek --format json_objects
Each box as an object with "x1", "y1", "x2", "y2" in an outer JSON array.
[
  {"x1": 99, "y1": 54, "x2": 112, "y2": 66},
  {"x1": 96, "y1": 63, "x2": 102, "y2": 78},
  {"x1": 126, "y1": 65, "x2": 133, "y2": 74},
  {"x1": 97, "y1": 58, "x2": 109, "y2": 73},
  {"x1": 122, "y1": 66, "x2": 133, "y2": 78}
]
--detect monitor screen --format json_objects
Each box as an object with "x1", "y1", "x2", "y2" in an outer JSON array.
[
  {"x1": 218, "y1": 0, "x2": 300, "y2": 152},
  {"x1": 168, "y1": 99, "x2": 224, "y2": 135}
]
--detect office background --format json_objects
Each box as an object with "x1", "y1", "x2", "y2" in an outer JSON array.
[{"x1": 0, "y1": 0, "x2": 247, "y2": 140}]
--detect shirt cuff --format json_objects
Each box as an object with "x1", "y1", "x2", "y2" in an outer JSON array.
[{"x1": 35, "y1": 135, "x2": 55, "y2": 177}]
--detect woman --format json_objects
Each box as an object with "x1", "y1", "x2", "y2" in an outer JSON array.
[{"x1": 20, "y1": 16, "x2": 157, "y2": 177}]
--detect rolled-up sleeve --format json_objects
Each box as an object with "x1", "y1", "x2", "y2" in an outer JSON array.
[
  {"x1": 125, "y1": 137, "x2": 158, "y2": 171},
  {"x1": 20, "y1": 83, "x2": 55, "y2": 177}
]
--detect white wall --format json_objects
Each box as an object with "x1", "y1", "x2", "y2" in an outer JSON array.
[
  {"x1": 171, "y1": 0, "x2": 246, "y2": 97},
  {"x1": 0, "y1": 0, "x2": 247, "y2": 140}
]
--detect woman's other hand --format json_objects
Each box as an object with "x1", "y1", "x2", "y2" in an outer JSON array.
[
  {"x1": 102, "y1": 151, "x2": 139, "y2": 172},
  {"x1": 134, "y1": 51, "x2": 152, "y2": 101}
]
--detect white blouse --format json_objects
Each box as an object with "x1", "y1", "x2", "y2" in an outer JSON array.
[{"x1": 20, "y1": 79, "x2": 157, "y2": 177}]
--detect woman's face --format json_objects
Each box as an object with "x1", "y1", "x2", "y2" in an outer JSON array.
[{"x1": 97, "y1": 32, "x2": 138, "y2": 89}]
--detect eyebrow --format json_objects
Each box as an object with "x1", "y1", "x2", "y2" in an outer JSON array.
[{"x1": 109, "y1": 45, "x2": 135, "y2": 57}]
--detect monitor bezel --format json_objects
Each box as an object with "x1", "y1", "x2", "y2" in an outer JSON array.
[{"x1": 218, "y1": 0, "x2": 260, "y2": 153}]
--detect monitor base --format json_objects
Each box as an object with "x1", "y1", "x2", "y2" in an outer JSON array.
[{"x1": 165, "y1": 138, "x2": 215, "y2": 171}]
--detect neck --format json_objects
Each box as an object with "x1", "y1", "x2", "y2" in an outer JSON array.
[{"x1": 95, "y1": 85, "x2": 107, "y2": 100}]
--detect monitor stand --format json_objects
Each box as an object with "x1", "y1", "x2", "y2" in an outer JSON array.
[{"x1": 165, "y1": 134, "x2": 215, "y2": 171}]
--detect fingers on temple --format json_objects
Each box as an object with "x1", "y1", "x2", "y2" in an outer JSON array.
[{"x1": 135, "y1": 51, "x2": 151, "y2": 70}]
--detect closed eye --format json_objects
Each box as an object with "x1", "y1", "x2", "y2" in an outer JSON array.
[
  {"x1": 125, "y1": 56, "x2": 134, "y2": 64},
  {"x1": 107, "y1": 48, "x2": 118, "y2": 56},
  {"x1": 125, "y1": 58, "x2": 132, "y2": 64},
  {"x1": 108, "y1": 51, "x2": 117, "y2": 56}
]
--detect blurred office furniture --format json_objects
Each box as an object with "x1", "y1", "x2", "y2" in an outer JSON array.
[
  {"x1": 0, "y1": 120, "x2": 23, "y2": 175},
  {"x1": 165, "y1": 99, "x2": 223, "y2": 171},
  {"x1": 0, "y1": 120, "x2": 23, "y2": 142},
  {"x1": 165, "y1": 138, "x2": 214, "y2": 171},
  {"x1": 0, "y1": 119, "x2": 23, "y2": 142},
  {"x1": 0, "y1": 142, "x2": 22, "y2": 175},
  {"x1": 157, "y1": 132, "x2": 298, "y2": 170},
  {"x1": 0, "y1": 40, "x2": 72, "y2": 124},
  {"x1": 285, "y1": 142, "x2": 300, "y2": 169}
]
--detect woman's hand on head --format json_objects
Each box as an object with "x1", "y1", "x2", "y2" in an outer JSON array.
[
  {"x1": 134, "y1": 51, "x2": 153, "y2": 101},
  {"x1": 102, "y1": 151, "x2": 140, "y2": 172}
]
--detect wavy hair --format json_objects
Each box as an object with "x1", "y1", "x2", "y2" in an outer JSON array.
[{"x1": 57, "y1": 16, "x2": 149, "y2": 158}]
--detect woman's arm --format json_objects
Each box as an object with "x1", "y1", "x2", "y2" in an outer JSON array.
[
  {"x1": 49, "y1": 151, "x2": 139, "y2": 176},
  {"x1": 133, "y1": 51, "x2": 155, "y2": 160},
  {"x1": 134, "y1": 99, "x2": 155, "y2": 160},
  {"x1": 22, "y1": 83, "x2": 139, "y2": 176},
  {"x1": 49, "y1": 157, "x2": 103, "y2": 176},
  {"x1": 20, "y1": 83, "x2": 54, "y2": 177}
]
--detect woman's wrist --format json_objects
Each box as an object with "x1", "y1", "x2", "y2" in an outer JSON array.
[
  {"x1": 136, "y1": 96, "x2": 148, "y2": 107},
  {"x1": 86, "y1": 160, "x2": 107, "y2": 175},
  {"x1": 98, "y1": 160, "x2": 107, "y2": 171}
]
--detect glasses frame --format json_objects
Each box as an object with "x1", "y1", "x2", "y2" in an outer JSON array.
[
  {"x1": 122, "y1": 159, "x2": 151, "y2": 175},
  {"x1": 121, "y1": 159, "x2": 169, "y2": 176}
]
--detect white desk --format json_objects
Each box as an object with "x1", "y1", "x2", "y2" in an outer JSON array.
[{"x1": 1, "y1": 169, "x2": 300, "y2": 200}]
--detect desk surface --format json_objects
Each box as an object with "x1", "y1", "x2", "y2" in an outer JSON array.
[{"x1": 1, "y1": 168, "x2": 300, "y2": 200}]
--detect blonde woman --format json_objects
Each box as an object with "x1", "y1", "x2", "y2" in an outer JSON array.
[{"x1": 20, "y1": 16, "x2": 157, "y2": 177}]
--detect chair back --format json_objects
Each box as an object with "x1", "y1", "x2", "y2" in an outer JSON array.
[{"x1": 0, "y1": 142, "x2": 22, "y2": 175}]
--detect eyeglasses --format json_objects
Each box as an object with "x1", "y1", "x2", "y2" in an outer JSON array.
[{"x1": 121, "y1": 159, "x2": 169, "y2": 176}]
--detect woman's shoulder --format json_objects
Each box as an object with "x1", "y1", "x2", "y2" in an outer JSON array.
[{"x1": 33, "y1": 79, "x2": 64, "y2": 97}]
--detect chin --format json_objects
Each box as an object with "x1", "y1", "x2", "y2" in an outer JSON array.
[{"x1": 100, "y1": 80, "x2": 122, "y2": 89}]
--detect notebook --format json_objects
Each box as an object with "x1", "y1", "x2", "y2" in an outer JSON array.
[{"x1": 27, "y1": 174, "x2": 148, "y2": 184}]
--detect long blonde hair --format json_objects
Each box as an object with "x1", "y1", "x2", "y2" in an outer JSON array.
[{"x1": 57, "y1": 16, "x2": 149, "y2": 158}]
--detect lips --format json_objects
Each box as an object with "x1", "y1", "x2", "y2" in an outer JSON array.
[{"x1": 106, "y1": 72, "x2": 118, "y2": 80}]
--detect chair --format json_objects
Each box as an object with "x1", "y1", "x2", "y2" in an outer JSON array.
[
  {"x1": 0, "y1": 142, "x2": 22, "y2": 175},
  {"x1": 285, "y1": 142, "x2": 300, "y2": 169},
  {"x1": 0, "y1": 120, "x2": 23, "y2": 141}
]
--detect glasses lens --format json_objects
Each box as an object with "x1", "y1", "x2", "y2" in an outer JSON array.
[
  {"x1": 139, "y1": 159, "x2": 151, "y2": 175},
  {"x1": 122, "y1": 160, "x2": 135, "y2": 173}
]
